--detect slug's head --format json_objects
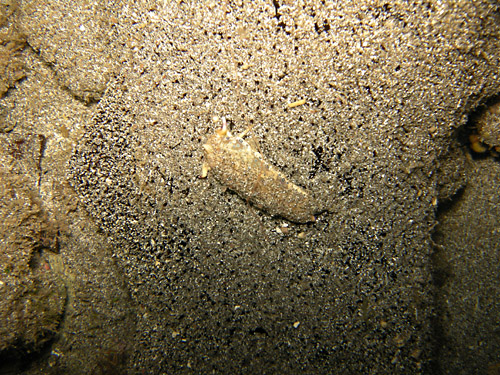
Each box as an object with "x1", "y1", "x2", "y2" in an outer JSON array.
[
  {"x1": 201, "y1": 117, "x2": 230, "y2": 178},
  {"x1": 215, "y1": 117, "x2": 230, "y2": 138}
]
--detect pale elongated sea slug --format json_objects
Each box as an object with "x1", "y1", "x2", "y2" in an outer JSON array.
[{"x1": 201, "y1": 118, "x2": 320, "y2": 223}]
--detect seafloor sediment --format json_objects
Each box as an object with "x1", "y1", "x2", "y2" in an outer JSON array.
[{"x1": 1, "y1": 1, "x2": 499, "y2": 374}]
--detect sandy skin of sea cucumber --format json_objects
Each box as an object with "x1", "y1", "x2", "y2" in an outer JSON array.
[{"x1": 201, "y1": 120, "x2": 320, "y2": 223}]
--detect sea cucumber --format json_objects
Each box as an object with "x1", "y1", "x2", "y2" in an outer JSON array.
[{"x1": 201, "y1": 118, "x2": 319, "y2": 223}]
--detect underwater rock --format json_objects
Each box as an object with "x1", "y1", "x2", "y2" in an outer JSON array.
[
  {"x1": 0, "y1": 134, "x2": 66, "y2": 355},
  {"x1": 477, "y1": 100, "x2": 500, "y2": 148}
]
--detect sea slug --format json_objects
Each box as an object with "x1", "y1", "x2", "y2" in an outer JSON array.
[{"x1": 201, "y1": 118, "x2": 320, "y2": 223}]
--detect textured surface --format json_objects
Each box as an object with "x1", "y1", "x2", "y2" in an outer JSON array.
[
  {"x1": 0, "y1": 1, "x2": 135, "y2": 373},
  {"x1": 0, "y1": 0, "x2": 499, "y2": 374},
  {"x1": 0, "y1": 134, "x2": 66, "y2": 355},
  {"x1": 433, "y1": 157, "x2": 500, "y2": 375},
  {"x1": 67, "y1": 1, "x2": 499, "y2": 374},
  {"x1": 477, "y1": 98, "x2": 500, "y2": 148},
  {"x1": 19, "y1": 0, "x2": 122, "y2": 103},
  {"x1": 0, "y1": 10, "x2": 26, "y2": 100}
]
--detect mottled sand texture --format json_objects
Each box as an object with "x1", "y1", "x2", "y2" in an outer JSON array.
[{"x1": 1, "y1": 1, "x2": 499, "y2": 374}]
